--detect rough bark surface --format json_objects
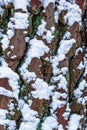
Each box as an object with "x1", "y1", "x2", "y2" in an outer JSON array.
[{"x1": 0, "y1": 0, "x2": 87, "y2": 130}]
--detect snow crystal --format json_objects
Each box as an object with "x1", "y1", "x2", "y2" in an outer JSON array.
[
  {"x1": 42, "y1": 116, "x2": 58, "y2": 130},
  {"x1": 31, "y1": 78, "x2": 54, "y2": 99},
  {"x1": 68, "y1": 114, "x2": 82, "y2": 130}
]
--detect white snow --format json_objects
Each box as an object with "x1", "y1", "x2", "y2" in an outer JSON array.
[
  {"x1": 41, "y1": 0, "x2": 56, "y2": 8},
  {"x1": 3, "y1": 0, "x2": 14, "y2": 6},
  {"x1": 61, "y1": 67, "x2": 68, "y2": 75},
  {"x1": 7, "y1": 29, "x2": 15, "y2": 39},
  {"x1": 14, "y1": 12, "x2": 29, "y2": 29},
  {"x1": 58, "y1": 39, "x2": 76, "y2": 56},
  {"x1": 19, "y1": 121, "x2": 38, "y2": 130},
  {"x1": 0, "y1": 6, "x2": 4, "y2": 16},
  {"x1": 1, "y1": 34, "x2": 10, "y2": 51},
  {"x1": 0, "y1": 87, "x2": 13, "y2": 97},
  {"x1": 37, "y1": 19, "x2": 46, "y2": 36},
  {"x1": 19, "y1": 103, "x2": 40, "y2": 130},
  {"x1": 74, "y1": 80, "x2": 86, "y2": 98},
  {"x1": 58, "y1": 125, "x2": 64, "y2": 130},
  {"x1": 54, "y1": 11, "x2": 59, "y2": 23},
  {"x1": 0, "y1": 1, "x2": 84, "y2": 130},
  {"x1": 0, "y1": 66, "x2": 20, "y2": 99},
  {"x1": 77, "y1": 61, "x2": 84, "y2": 70},
  {"x1": 29, "y1": 39, "x2": 49, "y2": 59},
  {"x1": 14, "y1": 0, "x2": 29, "y2": 12},
  {"x1": 63, "y1": 31, "x2": 71, "y2": 40},
  {"x1": 51, "y1": 91, "x2": 67, "y2": 111},
  {"x1": 51, "y1": 75, "x2": 68, "y2": 92},
  {"x1": 43, "y1": 30, "x2": 54, "y2": 43},
  {"x1": 0, "y1": 109, "x2": 8, "y2": 119},
  {"x1": 37, "y1": 20, "x2": 54, "y2": 43},
  {"x1": 68, "y1": 114, "x2": 82, "y2": 130},
  {"x1": 42, "y1": 116, "x2": 58, "y2": 130},
  {"x1": 68, "y1": 0, "x2": 76, "y2": 4},
  {"x1": 19, "y1": 38, "x2": 49, "y2": 83},
  {"x1": 58, "y1": 0, "x2": 82, "y2": 26},
  {"x1": 0, "y1": 119, "x2": 16, "y2": 130},
  {"x1": 31, "y1": 78, "x2": 54, "y2": 99}
]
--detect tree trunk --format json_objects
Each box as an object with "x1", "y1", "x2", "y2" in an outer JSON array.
[{"x1": 0, "y1": 0, "x2": 87, "y2": 129}]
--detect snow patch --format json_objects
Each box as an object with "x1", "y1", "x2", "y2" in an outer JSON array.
[
  {"x1": 14, "y1": 0, "x2": 29, "y2": 11},
  {"x1": 41, "y1": 0, "x2": 56, "y2": 8},
  {"x1": 14, "y1": 12, "x2": 29, "y2": 29},
  {"x1": 31, "y1": 78, "x2": 54, "y2": 99},
  {"x1": 19, "y1": 103, "x2": 39, "y2": 130},
  {"x1": 42, "y1": 116, "x2": 58, "y2": 130},
  {"x1": 68, "y1": 114, "x2": 82, "y2": 130}
]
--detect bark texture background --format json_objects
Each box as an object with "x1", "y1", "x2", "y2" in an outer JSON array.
[{"x1": 0, "y1": 0, "x2": 87, "y2": 130}]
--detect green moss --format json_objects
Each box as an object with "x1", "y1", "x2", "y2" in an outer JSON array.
[
  {"x1": 20, "y1": 87, "x2": 25, "y2": 97},
  {"x1": 37, "y1": 106, "x2": 48, "y2": 130},
  {"x1": 1, "y1": 18, "x2": 8, "y2": 30},
  {"x1": 37, "y1": 121, "x2": 42, "y2": 130},
  {"x1": 34, "y1": 16, "x2": 43, "y2": 35},
  {"x1": 18, "y1": 79, "x2": 22, "y2": 86},
  {"x1": 24, "y1": 80, "x2": 28, "y2": 87},
  {"x1": 28, "y1": 93, "x2": 33, "y2": 100},
  {"x1": 11, "y1": 8, "x2": 14, "y2": 16},
  {"x1": 34, "y1": 16, "x2": 44, "y2": 27},
  {"x1": 66, "y1": 72, "x2": 70, "y2": 82},
  {"x1": 6, "y1": 115, "x2": 12, "y2": 120},
  {"x1": 54, "y1": 30, "x2": 62, "y2": 38}
]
